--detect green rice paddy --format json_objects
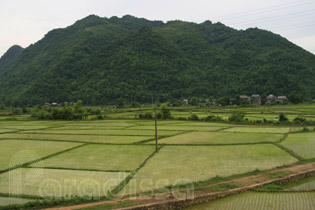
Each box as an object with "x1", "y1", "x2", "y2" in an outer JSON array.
[{"x1": 0, "y1": 104, "x2": 315, "y2": 208}]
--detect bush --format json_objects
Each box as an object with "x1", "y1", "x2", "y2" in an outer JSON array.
[
  {"x1": 31, "y1": 109, "x2": 52, "y2": 120},
  {"x1": 204, "y1": 115, "x2": 223, "y2": 122},
  {"x1": 97, "y1": 114, "x2": 104, "y2": 120},
  {"x1": 303, "y1": 127, "x2": 310, "y2": 132},
  {"x1": 228, "y1": 113, "x2": 245, "y2": 122},
  {"x1": 160, "y1": 103, "x2": 171, "y2": 119},
  {"x1": 31, "y1": 100, "x2": 85, "y2": 120},
  {"x1": 22, "y1": 107, "x2": 28, "y2": 113},
  {"x1": 177, "y1": 117, "x2": 187, "y2": 120},
  {"x1": 279, "y1": 114, "x2": 289, "y2": 122},
  {"x1": 189, "y1": 114, "x2": 199, "y2": 121},
  {"x1": 293, "y1": 116, "x2": 307, "y2": 124},
  {"x1": 139, "y1": 112, "x2": 153, "y2": 119},
  {"x1": 216, "y1": 96, "x2": 230, "y2": 106},
  {"x1": 12, "y1": 108, "x2": 22, "y2": 114},
  {"x1": 0, "y1": 104, "x2": 5, "y2": 110},
  {"x1": 89, "y1": 108, "x2": 101, "y2": 115},
  {"x1": 156, "y1": 112, "x2": 162, "y2": 119}
]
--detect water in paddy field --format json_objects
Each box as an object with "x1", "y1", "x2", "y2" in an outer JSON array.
[{"x1": 186, "y1": 192, "x2": 315, "y2": 210}]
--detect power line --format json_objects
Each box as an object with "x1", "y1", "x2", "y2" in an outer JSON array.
[
  {"x1": 230, "y1": 10, "x2": 315, "y2": 28},
  {"x1": 217, "y1": 0, "x2": 315, "y2": 21},
  {"x1": 270, "y1": 21, "x2": 315, "y2": 31}
]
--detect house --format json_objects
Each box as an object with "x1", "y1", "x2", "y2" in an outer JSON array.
[
  {"x1": 266, "y1": 94, "x2": 276, "y2": 104},
  {"x1": 183, "y1": 99, "x2": 189, "y2": 105},
  {"x1": 240, "y1": 95, "x2": 251, "y2": 103},
  {"x1": 276, "y1": 96, "x2": 287, "y2": 104},
  {"x1": 44, "y1": 103, "x2": 50, "y2": 107},
  {"x1": 51, "y1": 102, "x2": 59, "y2": 107},
  {"x1": 251, "y1": 94, "x2": 261, "y2": 105}
]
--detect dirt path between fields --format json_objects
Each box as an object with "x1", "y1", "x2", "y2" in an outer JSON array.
[{"x1": 44, "y1": 162, "x2": 315, "y2": 210}]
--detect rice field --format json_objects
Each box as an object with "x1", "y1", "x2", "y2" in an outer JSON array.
[
  {"x1": 0, "y1": 140, "x2": 81, "y2": 171},
  {"x1": 0, "y1": 126, "x2": 50, "y2": 130},
  {"x1": 222, "y1": 127, "x2": 291, "y2": 134},
  {"x1": 187, "y1": 192, "x2": 315, "y2": 210},
  {"x1": 19, "y1": 129, "x2": 181, "y2": 136},
  {"x1": 0, "y1": 168, "x2": 129, "y2": 197},
  {"x1": 0, "y1": 110, "x2": 314, "y2": 208},
  {"x1": 286, "y1": 176, "x2": 315, "y2": 190},
  {"x1": 0, "y1": 133, "x2": 152, "y2": 144},
  {"x1": 0, "y1": 197, "x2": 34, "y2": 206},
  {"x1": 154, "y1": 132, "x2": 283, "y2": 145},
  {"x1": 280, "y1": 132, "x2": 315, "y2": 159},
  {"x1": 31, "y1": 145, "x2": 155, "y2": 171},
  {"x1": 126, "y1": 125, "x2": 227, "y2": 131},
  {"x1": 0, "y1": 129, "x2": 15, "y2": 133},
  {"x1": 121, "y1": 145, "x2": 296, "y2": 194}
]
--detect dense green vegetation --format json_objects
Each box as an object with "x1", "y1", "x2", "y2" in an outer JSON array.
[{"x1": 0, "y1": 15, "x2": 315, "y2": 106}]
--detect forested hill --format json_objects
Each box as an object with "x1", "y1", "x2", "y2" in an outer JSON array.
[
  {"x1": 0, "y1": 15, "x2": 315, "y2": 106},
  {"x1": 0, "y1": 45, "x2": 23, "y2": 73}
]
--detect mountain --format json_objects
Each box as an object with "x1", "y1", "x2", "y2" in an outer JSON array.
[
  {"x1": 0, "y1": 45, "x2": 23, "y2": 72},
  {"x1": 0, "y1": 15, "x2": 314, "y2": 106}
]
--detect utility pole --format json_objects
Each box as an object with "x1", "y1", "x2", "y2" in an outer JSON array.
[{"x1": 155, "y1": 107, "x2": 158, "y2": 152}]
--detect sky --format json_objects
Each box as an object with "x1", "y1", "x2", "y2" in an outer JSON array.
[{"x1": 1, "y1": 0, "x2": 315, "y2": 57}]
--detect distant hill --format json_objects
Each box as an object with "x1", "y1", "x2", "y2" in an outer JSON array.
[
  {"x1": 0, "y1": 15, "x2": 314, "y2": 106},
  {"x1": 0, "y1": 45, "x2": 23, "y2": 73}
]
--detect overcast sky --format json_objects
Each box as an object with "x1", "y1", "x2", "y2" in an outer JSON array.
[{"x1": 1, "y1": 0, "x2": 315, "y2": 57}]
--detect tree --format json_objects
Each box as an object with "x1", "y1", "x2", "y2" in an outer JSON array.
[
  {"x1": 288, "y1": 94, "x2": 302, "y2": 104},
  {"x1": 74, "y1": 100, "x2": 83, "y2": 113},
  {"x1": 73, "y1": 100, "x2": 85, "y2": 119},
  {"x1": 217, "y1": 96, "x2": 230, "y2": 106},
  {"x1": 229, "y1": 113, "x2": 245, "y2": 122},
  {"x1": 261, "y1": 94, "x2": 267, "y2": 105},
  {"x1": 189, "y1": 97, "x2": 199, "y2": 106},
  {"x1": 234, "y1": 95, "x2": 240, "y2": 105},
  {"x1": 160, "y1": 102, "x2": 171, "y2": 119},
  {"x1": 279, "y1": 114, "x2": 289, "y2": 122}
]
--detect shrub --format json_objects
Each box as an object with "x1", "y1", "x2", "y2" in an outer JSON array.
[
  {"x1": 89, "y1": 108, "x2": 101, "y2": 115},
  {"x1": 204, "y1": 115, "x2": 223, "y2": 122},
  {"x1": 97, "y1": 114, "x2": 104, "y2": 120},
  {"x1": 0, "y1": 104, "x2": 5, "y2": 110},
  {"x1": 228, "y1": 113, "x2": 245, "y2": 122},
  {"x1": 303, "y1": 127, "x2": 310, "y2": 132},
  {"x1": 293, "y1": 116, "x2": 307, "y2": 124},
  {"x1": 12, "y1": 108, "x2": 22, "y2": 114},
  {"x1": 279, "y1": 114, "x2": 289, "y2": 122},
  {"x1": 156, "y1": 112, "x2": 162, "y2": 119},
  {"x1": 31, "y1": 109, "x2": 52, "y2": 120},
  {"x1": 160, "y1": 103, "x2": 171, "y2": 119},
  {"x1": 189, "y1": 114, "x2": 199, "y2": 121},
  {"x1": 177, "y1": 117, "x2": 187, "y2": 120},
  {"x1": 139, "y1": 112, "x2": 153, "y2": 119}
]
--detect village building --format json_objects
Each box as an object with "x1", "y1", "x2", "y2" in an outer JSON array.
[
  {"x1": 251, "y1": 94, "x2": 261, "y2": 105},
  {"x1": 51, "y1": 102, "x2": 59, "y2": 107},
  {"x1": 276, "y1": 96, "x2": 287, "y2": 104},
  {"x1": 266, "y1": 94, "x2": 276, "y2": 104},
  {"x1": 240, "y1": 95, "x2": 251, "y2": 103}
]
